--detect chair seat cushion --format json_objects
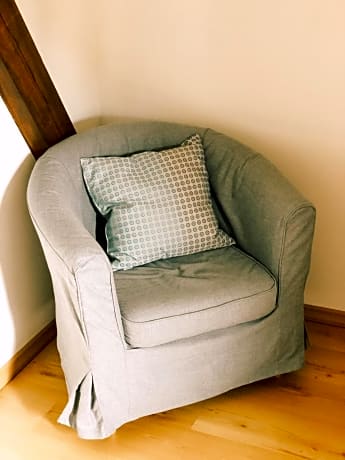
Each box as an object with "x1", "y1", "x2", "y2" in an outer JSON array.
[{"x1": 114, "y1": 246, "x2": 277, "y2": 348}]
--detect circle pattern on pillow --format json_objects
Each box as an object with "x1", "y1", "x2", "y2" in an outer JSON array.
[{"x1": 81, "y1": 134, "x2": 235, "y2": 270}]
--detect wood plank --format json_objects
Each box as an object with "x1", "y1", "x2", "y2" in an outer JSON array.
[
  {"x1": 0, "y1": 321, "x2": 344, "y2": 459},
  {"x1": 0, "y1": 320, "x2": 56, "y2": 390},
  {"x1": 0, "y1": 0, "x2": 75, "y2": 159},
  {"x1": 193, "y1": 410, "x2": 344, "y2": 459}
]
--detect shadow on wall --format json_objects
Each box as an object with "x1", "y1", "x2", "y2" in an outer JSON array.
[
  {"x1": 74, "y1": 117, "x2": 102, "y2": 133},
  {"x1": 0, "y1": 154, "x2": 54, "y2": 370}
]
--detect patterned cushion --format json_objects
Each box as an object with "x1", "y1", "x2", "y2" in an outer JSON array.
[{"x1": 81, "y1": 134, "x2": 235, "y2": 270}]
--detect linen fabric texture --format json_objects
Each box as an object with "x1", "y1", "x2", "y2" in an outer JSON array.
[
  {"x1": 115, "y1": 246, "x2": 277, "y2": 348},
  {"x1": 80, "y1": 134, "x2": 234, "y2": 270},
  {"x1": 27, "y1": 121, "x2": 316, "y2": 440}
]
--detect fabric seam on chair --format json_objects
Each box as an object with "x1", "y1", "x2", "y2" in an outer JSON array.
[
  {"x1": 277, "y1": 203, "x2": 316, "y2": 299},
  {"x1": 30, "y1": 156, "x2": 103, "y2": 272},
  {"x1": 75, "y1": 271, "x2": 91, "y2": 348},
  {"x1": 28, "y1": 205, "x2": 106, "y2": 276},
  {"x1": 275, "y1": 204, "x2": 315, "y2": 374},
  {"x1": 121, "y1": 281, "x2": 276, "y2": 324},
  {"x1": 234, "y1": 153, "x2": 261, "y2": 191},
  {"x1": 107, "y1": 269, "x2": 128, "y2": 348},
  {"x1": 74, "y1": 273, "x2": 108, "y2": 437},
  {"x1": 74, "y1": 261, "x2": 127, "y2": 346},
  {"x1": 41, "y1": 156, "x2": 81, "y2": 211},
  {"x1": 231, "y1": 246, "x2": 274, "y2": 279},
  {"x1": 27, "y1": 212, "x2": 75, "y2": 274}
]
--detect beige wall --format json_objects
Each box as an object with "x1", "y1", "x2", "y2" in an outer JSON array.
[
  {"x1": 97, "y1": 0, "x2": 345, "y2": 309},
  {"x1": 16, "y1": 0, "x2": 101, "y2": 131},
  {"x1": 4, "y1": 0, "x2": 343, "y2": 366}
]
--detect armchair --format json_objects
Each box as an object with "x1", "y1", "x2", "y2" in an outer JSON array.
[{"x1": 27, "y1": 121, "x2": 315, "y2": 439}]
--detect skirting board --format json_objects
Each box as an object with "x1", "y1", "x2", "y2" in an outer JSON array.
[
  {"x1": 304, "y1": 304, "x2": 345, "y2": 329},
  {"x1": 0, "y1": 320, "x2": 56, "y2": 390},
  {"x1": 0, "y1": 305, "x2": 344, "y2": 390}
]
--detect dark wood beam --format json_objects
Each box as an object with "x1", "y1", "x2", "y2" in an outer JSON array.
[{"x1": 0, "y1": 0, "x2": 75, "y2": 159}]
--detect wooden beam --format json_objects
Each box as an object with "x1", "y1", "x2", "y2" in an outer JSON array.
[{"x1": 0, "y1": 0, "x2": 75, "y2": 159}]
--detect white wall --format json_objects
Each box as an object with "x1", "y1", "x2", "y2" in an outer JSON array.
[
  {"x1": 0, "y1": 0, "x2": 102, "y2": 368},
  {"x1": 0, "y1": 99, "x2": 54, "y2": 368},
  {"x1": 2, "y1": 0, "x2": 343, "y2": 368}
]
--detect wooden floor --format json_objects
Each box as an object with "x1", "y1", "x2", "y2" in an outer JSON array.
[{"x1": 0, "y1": 322, "x2": 344, "y2": 459}]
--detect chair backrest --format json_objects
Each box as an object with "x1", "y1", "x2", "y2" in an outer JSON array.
[{"x1": 31, "y1": 121, "x2": 208, "y2": 238}]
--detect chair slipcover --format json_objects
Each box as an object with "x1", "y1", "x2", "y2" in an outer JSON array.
[{"x1": 27, "y1": 121, "x2": 315, "y2": 439}]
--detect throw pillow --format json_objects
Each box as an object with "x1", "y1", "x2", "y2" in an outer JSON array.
[{"x1": 81, "y1": 134, "x2": 235, "y2": 270}]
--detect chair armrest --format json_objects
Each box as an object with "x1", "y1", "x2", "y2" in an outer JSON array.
[
  {"x1": 205, "y1": 132, "x2": 316, "y2": 306},
  {"x1": 27, "y1": 157, "x2": 126, "y2": 344},
  {"x1": 230, "y1": 155, "x2": 315, "y2": 288},
  {"x1": 27, "y1": 156, "x2": 103, "y2": 271},
  {"x1": 28, "y1": 156, "x2": 129, "y2": 437}
]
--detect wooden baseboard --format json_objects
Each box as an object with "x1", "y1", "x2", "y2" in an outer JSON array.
[
  {"x1": 0, "y1": 320, "x2": 56, "y2": 390},
  {"x1": 305, "y1": 304, "x2": 345, "y2": 329}
]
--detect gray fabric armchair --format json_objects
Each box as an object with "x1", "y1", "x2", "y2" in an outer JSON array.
[{"x1": 27, "y1": 121, "x2": 315, "y2": 439}]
